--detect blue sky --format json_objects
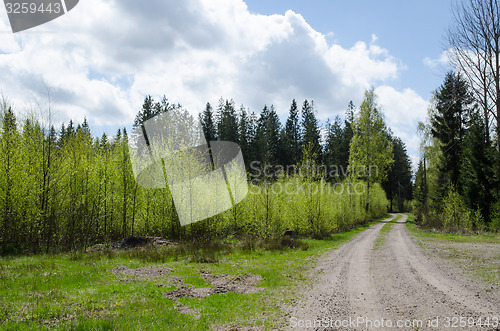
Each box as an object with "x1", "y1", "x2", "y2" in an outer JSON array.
[
  {"x1": 246, "y1": 0, "x2": 454, "y2": 98},
  {"x1": 0, "y1": 0, "x2": 456, "y2": 167}
]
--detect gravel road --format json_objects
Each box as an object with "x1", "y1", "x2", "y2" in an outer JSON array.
[{"x1": 288, "y1": 214, "x2": 500, "y2": 330}]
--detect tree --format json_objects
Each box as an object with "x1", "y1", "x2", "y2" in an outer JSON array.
[
  {"x1": 461, "y1": 112, "x2": 497, "y2": 220},
  {"x1": 283, "y1": 99, "x2": 302, "y2": 165},
  {"x1": 349, "y1": 89, "x2": 394, "y2": 211},
  {"x1": 324, "y1": 102, "x2": 356, "y2": 179},
  {"x1": 238, "y1": 105, "x2": 253, "y2": 167},
  {"x1": 342, "y1": 102, "x2": 355, "y2": 170},
  {"x1": 448, "y1": 0, "x2": 500, "y2": 186},
  {"x1": 324, "y1": 116, "x2": 343, "y2": 179},
  {"x1": 98, "y1": 132, "x2": 112, "y2": 240},
  {"x1": 430, "y1": 72, "x2": 473, "y2": 197},
  {"x1": 301, "y1": 100, "x2": 322, "y2": 163},
  {"x1": 134, "y1": 96, "x2": 178, "y2": 129},
  {"x1": 0, "y1": 107, "x2": 21, "y2": 253},
  {"x1": 216, "y1": 99, "x2": 239, "y2": 143},
  {"x1": 199, "y1": 102, "x2": 217, "y2": 142},
  {"x1": 253, "y1": 105, "x2": 281, "y2": 167},
  {"x1": 382, "y1": 135, "x2": 413, "y2": 212},
  {"x1": 413, "y1": 160, "x2": 428, "y2": 218}
]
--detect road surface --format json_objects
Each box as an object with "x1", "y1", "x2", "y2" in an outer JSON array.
[{"x1": 289, "y1": 214, "x2": 500, "y2": 330}]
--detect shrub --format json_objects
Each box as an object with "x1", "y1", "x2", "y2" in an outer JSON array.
[
  {"x1": 442, "y1": 186, "x2": 473, "y2": 233},
  {"x1": 489, "y1": 202, "x2": 500, "y2": 232}
]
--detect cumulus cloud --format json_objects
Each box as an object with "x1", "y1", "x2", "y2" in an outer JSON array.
[
  {"x1": 375, "y1": 86, "x2": 428, "y2": 126},
  {"x1": 0, "y1": 0, "x2": 428, "y2": 164},
  {"x1": 0, "y1": 0, "x2": 405, "y2": 120},
  {"x1": 375, "y1": 86, "x2": 429, "y2": 169}
]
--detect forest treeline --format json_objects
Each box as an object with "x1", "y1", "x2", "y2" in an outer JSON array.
[
  {"x1": 413, "y1": 0, "x2": 500, "y2": 233},
  {"x1": 413, "y1": 72, "x2": 500, "y2": 232},
  {"x1": 0, "y1": 88, "x2": 411, "y2": 254}
]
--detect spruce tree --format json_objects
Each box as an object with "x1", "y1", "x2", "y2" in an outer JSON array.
[
  {"x1": 301, "y1": 100, "x2": 322, "y2": 162},
  {"x1": 283, "y1": 99, "x2": 302, "y2": 165},
  {"x1": 217, "y1": 99, "x2": 239, "y2": 143},
  {"x1": 199, "y1": 102, "x2": 217, "y2": 142},
  {"x1": 431, "y1": 72, "x2": 473, "y2": 198}
]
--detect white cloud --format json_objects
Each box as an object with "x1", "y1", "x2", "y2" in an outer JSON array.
[
  {"x1": 423, "y1": 50, "x2": 451, "y2": 69},
  {"x1": 0, "y1": 0, "x2": 428, "y2": 163},
  {"x1": 0, "y1": 0, "x2": 404, "y2": 119},
  {"x1": 375, "y1": 85, "x2": 429, "y2": 169},
  {"x1": 375, "y1": 86, "x2": 428, "y2": 126},
  {"x1": 375, "y1": 85, "x2": 429, "y2": 168}
]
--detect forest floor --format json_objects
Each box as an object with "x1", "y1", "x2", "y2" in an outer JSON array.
[{"x1": 288, "y1": 214, "x2": 500, "y2": 330}]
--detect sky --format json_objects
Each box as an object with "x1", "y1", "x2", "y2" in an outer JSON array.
[{"x1": 0, "y1": 0, "x2": 456, "y2": 168}]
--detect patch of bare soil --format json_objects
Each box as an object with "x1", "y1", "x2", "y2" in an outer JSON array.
[
  {"x1": 211, "y1": 325, "x2": 262, "y2": 331},
  {"x1": 175, "y1": 303, "x2": 201, "y2": 319},
  {"x1": 110, "y1": 266, "x2": 174, "y2": 280},
  {"x1": 418, "y1": 240, "x2": 500, "y2": 288},
  {"x1": 163, "y1": 273, "x2": 264, "y2": 300}
]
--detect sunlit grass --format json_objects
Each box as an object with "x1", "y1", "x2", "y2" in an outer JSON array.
[
  {"x1": 406, "y1": 213, "x2": 500, "y2": 244},
  {"x1": 374, "y1": 214, "x2": 400, "y2": 249}
]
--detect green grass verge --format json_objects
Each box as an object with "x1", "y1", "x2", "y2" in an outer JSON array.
[
  {"x1": 374, "y1": 214, "x2": 400, "y2": 249},
  {"x1": 0, "y1": 215, "x2": 389, "y2": 330}
]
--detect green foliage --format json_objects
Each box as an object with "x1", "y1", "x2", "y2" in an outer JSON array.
[
  {"x1": 282, "y1": 99, "x2": 302, "y2": 165},
  {"x1": 301, "y1": 100, "x2": 322, "y2": 163},
  {"x1": 216, "y1": 98, "x2": 239, "y2": 143},
  {"x1": 489, "y1": 202, "x2": 500, "y2": 232},
  {"x1": 324, "y1": 103, "x2": 355, "y2": 181},
  {"x1": 416, "y1": 72, "x2": 500, "y2": 233},
  {"x1": 349, "y1": 89, "x2": 394, "y2": 212},
  {"x1": 442, "y1": 186, "x2": 473, "y2": 233},
  {"x1": 0, "y1": 94, "x2": 396, "y2": 254},
  {"x1": 460, "y1": 112, "x2": 497, "y2": 220},
  {"x1": 430, "y1": 72, "x2": 473, "y2": 198},
  {"x1": 349, "y1": 89, "x2": 394, "y2": 183},
  {"x1": 237, "y1": 105, "x2": 255, "y2": 169},
  {"x1": 382, "y1": 135, "x2": 413, "y2": 212},
  {"x1": 199, "y1": 102, "x2": 217, "y2": 142}
]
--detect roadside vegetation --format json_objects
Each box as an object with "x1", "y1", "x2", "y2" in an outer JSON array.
[
  {"x1": 0, "y1": 87, "x2": 407, "y2": 255},
  {"x1": 413, "y1": 0, "x2": 500, "y2": 234}
]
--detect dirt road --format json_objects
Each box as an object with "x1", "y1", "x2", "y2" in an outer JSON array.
[{"x1": 289, "y1": 214, "x2": 500, "y2": 330}]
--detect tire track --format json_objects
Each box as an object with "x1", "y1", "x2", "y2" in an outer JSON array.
[
  {"x1": 289, "y1": 215, "x2": 396, "y2": 330},
  {"x1": 289, "y1": 214, "x2": 500, "y2": 330},
  {"x1": 378, "y1": 214, "x2": 500, "y2": 328}
]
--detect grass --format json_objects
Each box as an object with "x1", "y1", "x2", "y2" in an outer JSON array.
[
  {"x1": 0, "y1": 216, "x2": 389, "y2": 330},
  {"x1": 406, "y1": 213, "x2": 500, "y2": 285},
  {"x1": 406, "y1": 214, "x2": 500, "y2": 244},
  {"x1": 374, "y1": 214, "x2": 400, "y2": 249}
]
